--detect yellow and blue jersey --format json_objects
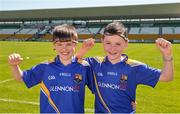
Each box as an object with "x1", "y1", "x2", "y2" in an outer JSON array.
[
  {"x1": 86, "y1": 54, "x2": 160, "y2": 113},
  {"x1": 22, "y1": 55, "x2": 94, "y2": 113}
]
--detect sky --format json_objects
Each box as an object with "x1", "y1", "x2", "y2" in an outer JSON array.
[{"x1": 0, "y1": 0, "x2": 180, "y2": 11}]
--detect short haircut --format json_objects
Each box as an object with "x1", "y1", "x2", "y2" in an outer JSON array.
[
  {"x1": 103, "y1": 21, "x2": 128, "y2": 41},
  {"x1": 53, "y1": 24, "x2": 78, "y2": 43}
]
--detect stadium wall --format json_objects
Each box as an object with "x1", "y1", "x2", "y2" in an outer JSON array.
[{"x1": 1, "y1": 34, "x2": 180, "y2": 41}]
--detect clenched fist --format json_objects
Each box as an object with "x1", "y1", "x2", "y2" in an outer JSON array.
[
  {"x1": 155, "y1": 38, "x2": 172, "y2": 58},
  {"x1": 8, "y1": 53, "x2": 23, "y2": 66}
]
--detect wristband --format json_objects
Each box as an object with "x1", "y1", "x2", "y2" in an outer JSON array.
[{"x1": 163, "y1": 56, "x2": 173, "y2": 62}]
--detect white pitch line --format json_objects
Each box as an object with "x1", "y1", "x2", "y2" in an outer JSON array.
[
  {"x1": 0, "y1": 98, "x2": 39, "y2": 105},
  {"x1": 0, "y1": 78, "x2": 13, "y2": 84},
  {"x1": 0, "y1": 98, "x2": 94, "y2": 112}
]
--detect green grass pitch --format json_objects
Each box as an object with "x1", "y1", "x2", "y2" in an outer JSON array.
[{"x1": 0, "y1": 41, "x2": 179, "y2": 113}]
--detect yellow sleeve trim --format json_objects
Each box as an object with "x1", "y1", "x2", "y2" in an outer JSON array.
[
  {"x1": 126, "y1": 59, "x2": 143, "y2": 67},
  {"x1": 94, "y1": 56, "x2": 105, "y2": 63}
]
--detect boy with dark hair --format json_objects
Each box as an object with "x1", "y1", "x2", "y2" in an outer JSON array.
[{"x1": 77, "y1": 21, "x2": 174, "y2": 113}]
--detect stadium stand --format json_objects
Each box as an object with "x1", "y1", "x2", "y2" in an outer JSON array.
[
  {"x1": 0, "y1": 3, "x2": 180, "y2": 42},
  {"x1": 1, "y1": 21, "x2": 180, "y2": 42}
]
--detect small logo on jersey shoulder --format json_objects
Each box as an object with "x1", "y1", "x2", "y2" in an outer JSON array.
[{"x1": 74, "y1": 74, "x2": 82, "y2": 84}]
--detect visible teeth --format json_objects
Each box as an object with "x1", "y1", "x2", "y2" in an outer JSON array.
[{"x1": 61, "y1": 52, "x2": 68, "y2": 55}]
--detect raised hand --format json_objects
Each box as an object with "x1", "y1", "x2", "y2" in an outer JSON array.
[
  {"x1": 8, "y1": 53, "x2": 23, "y2": 66},
  {"x1": 156, "y1": 38, "x2": 174, "y2": 82},
  {"x1": 155, "y1": 38, "x2": 172, "y2": 58},
  {"x1": 76, "y1": 38, "x2": 95, "y2": 59},
  {"x1": 82, "y1": 38, "x2": 95, "y2": 51}
]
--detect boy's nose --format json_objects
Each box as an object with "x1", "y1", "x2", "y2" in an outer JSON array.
[
  {"x1": 60, "y1": 45, "x2": 67, "y2": 50},
  {"x1": 62, "y1": 44, "x2": 67, "y2": 48},
  {"x1": 111, "y1": 45, "x2": 117, "y2": 49}
]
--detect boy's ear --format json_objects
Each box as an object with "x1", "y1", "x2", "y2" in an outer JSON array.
[
  {"x1": 125, "y1": 41, "x2": 128, "y2": 48},
  {"x1": 53, "y1": 44, "x2": 56, "y2": 50},
  {"x1": 101, "y1": 38, "x2": 104, "y2": 43}
]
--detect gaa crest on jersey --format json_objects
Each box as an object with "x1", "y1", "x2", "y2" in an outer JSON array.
[
  {"x1": 74, "y1": 74, "x2": 82, "y2": 84},
  {"x1": 120, "y1": 75, "x2": 128, "y2": 81},
  {"x1": 120, "y1": 74, "x2": 128, "y2": 90}
]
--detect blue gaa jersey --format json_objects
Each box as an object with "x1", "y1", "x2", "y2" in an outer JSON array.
[
  {"x1": 22, "y1": 55, "x2": 94, "y2": 113},
  {"x1": 86, "y1": 54, "x2": 161, "y2": 113}
]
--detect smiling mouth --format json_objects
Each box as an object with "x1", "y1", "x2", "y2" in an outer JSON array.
[
  {"x1": 60, "y1": 52, "x2": 69, "y2": 55},
  {"x1": 108, "y1": 52, "x2": 118, "y2": 55}
]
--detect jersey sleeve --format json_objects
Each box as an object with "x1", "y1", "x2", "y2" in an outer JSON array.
[
  {"x1": 85, "y1": 57, "x2": 94, "y2": 67},
  {"x1": 85, "y1": 57, "x2": 100, "y2": 68},
  {"x1": 85, "y1": 65, "x2": 95, "y2": 94},
  {"x1": 22, "y1": 63, "x2": 47, "y2": 88},
  {"x1": 83, "y1": 57, "x2": 97, "y2": 94},
  {"x1": 135, "y1": 64, "x2": 161, "y2": 88}
]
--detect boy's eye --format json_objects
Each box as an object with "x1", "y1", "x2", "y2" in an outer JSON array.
[
  {"x1": 106, "y1": 42, "x2": 111, "y2": 45},
  {"x1": 57, "y1": 44, "x2": 63, "y2": 46},
  {"x1": 115, "y1": 43, "x2": 121, "y2": 46},
  {"x1": 66, "y1": 43, "x2": 72, "y2": 46}
]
